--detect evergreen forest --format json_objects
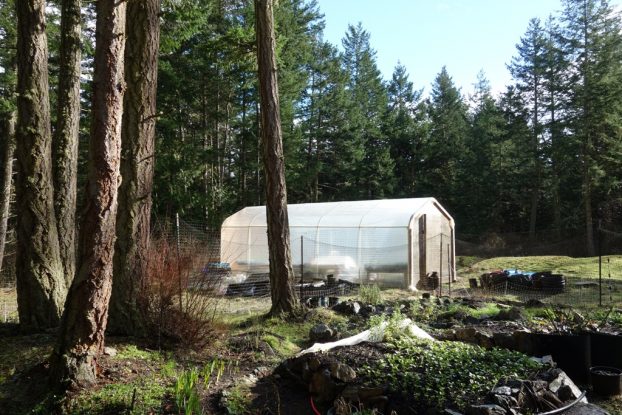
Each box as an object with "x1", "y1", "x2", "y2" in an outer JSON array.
[{"x1": 2, "y1": 0, "x2": 622, "y2": 255}]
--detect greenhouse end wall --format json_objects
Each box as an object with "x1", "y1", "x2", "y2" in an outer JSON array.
[{"x1": 220, "y1": 199, "x2": 455, "y2": 289}]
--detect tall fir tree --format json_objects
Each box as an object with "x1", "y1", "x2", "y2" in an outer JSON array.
[
  {"x1": 508, "y1": 18, "x2": 547, "y2": 240},
  {"x1": 341, "y1": 23, "x2": 393, "y2": 199},
  {"x1": 560, "y1": 0, "x2": 622, "y2": 254},
  {"x1": 385, "y1": 62, "x2": 425, "y2": 197},
  {"x1": 424, "y1": 67, "x2": 469, "y2": 213}
]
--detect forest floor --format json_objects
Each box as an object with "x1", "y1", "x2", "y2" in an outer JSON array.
[{"x1": 1, "y1": 256, "x2": 622, "y2": 414}]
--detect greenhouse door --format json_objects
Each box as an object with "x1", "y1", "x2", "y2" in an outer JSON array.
[{"x1": 419, "y1": 215, "x2": 426, "y2": 281}]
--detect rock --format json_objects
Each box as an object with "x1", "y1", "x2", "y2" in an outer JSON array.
[
  {"x1": 309, "y1": 368, "x2": 339, "y2": 403},
  {"x1": 530, "y1": 355, "x2": 554, "y2": 366},
  {"x1": 360, "y1": 304, "x2": 376, "y2": 316},
  {"x1": 241, "y1": 373, "x2": 258, "y2": 386},
  {"x1": 496, "y1": 307, "x2": 525, "y2": 321},
  {"x1": 493, "y1": 386, "x2": 512, "y2": 396},
  {"x1": 476, "y1": 331, "x2": 494, "y2": 349},
  {"x1": 257, "y1": 341, "x2": 275, "y2": 356},
  {"x1": 310, "y1": 324, "x2": 335, "y2": 343},
  {"x1": 253, "y1": 366, "x2": 271, "y2": 377},
  {"x1": 466, "y1": 404, "x2": 506, "y2": 415},
  {"x1": 557, "y1": 384, "x2": 577, "y2": 402},
  {"x1": 464, "y1": 315, "x2": 482, "y2": 325},
  {"x1": 455, "y1": 327, "x2": 478, "y2": 343},
  {"x1": 547, "y1": 370, "x2": 585, "y2": 402},
  {"x1": 329, "y1": 361, "x2": 356, "y2": 382},
  {"x1": 492, "y1": 332, "x2": 516, "y2": 350},
  {"x1": 103, "y1": 346, "x2": 117, "y2": 357},
  {"x1": 333, "y1": 301, "x2": 361, "y2": 315},
  {"x1": 491, "y1": 394, "x2": 518, "y2": 411},
  {"x1": 308, "y1": 356, "x2": 322, "y2": 371}
]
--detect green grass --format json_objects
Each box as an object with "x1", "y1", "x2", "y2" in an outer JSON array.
[
  {"x1": 459, "y1": 255, "x2": 622, "y2": 279},
  {"x1": 228, "y1": 307, "x2": 348, "y2": 351},
  {"x1": 67, "y1": 377, "x2": 171, "y2": 415},
  {"x1": 438, "y1": 303, "x2": 501, "y2": 320}
]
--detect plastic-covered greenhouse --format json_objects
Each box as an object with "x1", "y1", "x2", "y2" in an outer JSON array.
[{"x1": 220, "y1": 198, "x2": 455, "y2": 290}]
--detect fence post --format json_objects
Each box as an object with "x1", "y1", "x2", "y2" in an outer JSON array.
[
  {"x1": 598, "y1": 220, "x2": 602, "y2": 307},
  {"x1": 176, "y1": 213, "x2": 183, "y2": 312},
  {"x1": 447, "y1": 243, "x2": 451, "y2": 297},
  {"x1": 300, "y1": 236, "x2": 303, "y2": 303},
  {"x1": 439, "y1": 234, "x2": 443, "y2": 297}
]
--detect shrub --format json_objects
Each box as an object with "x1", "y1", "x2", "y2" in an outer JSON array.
[
  {"x1": 359, "y1": 284, "x2": 382, "y2": 305},
  {"x1": 139, "y1": 237, "x2": 222, "y2": 349}
]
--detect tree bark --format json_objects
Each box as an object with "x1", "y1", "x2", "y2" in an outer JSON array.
[
  {"x1": 50, "y1": 0, "x2": 126, "y2": 389},
  {"x1": 109, "y1": 0, "x2": 160, "y2": 336},
  {"x1": 15, "y1": 0, "x2": 66, "y2": 331},
  {"x1": 255, "y1": 0, "x2": 298, "y2": 315},
  {"x1": 0, "y1": 114, "x2": 15, "y2": 274},
  {"x1": 53, "y1": 0, "x2": 82, "y2": 287}
]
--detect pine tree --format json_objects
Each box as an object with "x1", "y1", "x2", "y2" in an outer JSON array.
[
  {"x1": 462, "y1": 71, "x2": 505, "y2": 232},
  {"x1": 53, "y1": 0, "x2": 82, "y2": 286},
  {"x1": 385, "y1": 62, "x2": 424, "y2": 197},
  {"x1": 109, "y1": 0, "x2": 160, "y2": 336},
  {"x1": 341, "y1": 23, "x2": 393, "y2": 199},
  {"x1": 51, "y1": 0, "x2": 127, "y2": 389},
  {"x1": 424, "y1": 67, "x2": 469, "y2": 212},
  {"x1": 560, "y1": 0, "x2": 622, "y2": 254},
  {"x1": 508, "y1": 18, "x2": 547, "y2": 240},
  {"x1": 15, "y1": 0, "x2": 67, "y2": 331},
  {"x1": 255, "y1": 0, "x2": 298, "y2": 315}
]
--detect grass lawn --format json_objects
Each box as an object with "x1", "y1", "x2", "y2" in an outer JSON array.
[{"x1": 458, "y1": 255, "x2": 622, "y2": 280}]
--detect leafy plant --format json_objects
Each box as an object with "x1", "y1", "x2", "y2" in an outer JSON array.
[
  {"x1": 222, "y1": 385, "x2": 251, "y2": 415},
  {"x1": 201, "y1": 359, "x2": 225, "y2": 388},
  {"x1": 359, "y1": 284, "x2": 382, "y2": 305},
  {"x1": 175, "y1": 368, "x2": 201, "y2": 415},
  {"x1": 361, "y1": 339, "x2": 541, "y2": 411}
]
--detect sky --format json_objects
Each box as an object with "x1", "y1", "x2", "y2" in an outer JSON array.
[{"x1": 315, "y1": 0, "x2": 622, "y2": 97}]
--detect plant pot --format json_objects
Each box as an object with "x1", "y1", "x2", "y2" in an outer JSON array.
[
  {"x1": 590, "y1": 332, "x2": 622, "y2": 368},
  {"x1": 532, "y1": 333, "x2": 591, "y2": 383},
  {"x1": 590, "y1": 366, "x2": 622, "y2": 396}
]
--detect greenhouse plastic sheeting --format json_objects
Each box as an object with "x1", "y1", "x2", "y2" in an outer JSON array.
[{"x1": 221, "y1": 198, "x2": 455, "y2": 287}]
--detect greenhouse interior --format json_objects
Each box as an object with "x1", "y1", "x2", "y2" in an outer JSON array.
[{"x1": 220, "y1": 198, "x2": 455, "y2": 290}]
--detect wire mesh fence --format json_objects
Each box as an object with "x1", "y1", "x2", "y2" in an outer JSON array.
[
  {"x1": 452, "y1": 274, "x2": 622, "y2": 309},
  {"x1": 1, "y1": 217, "x2": 622, "y2": 325}
]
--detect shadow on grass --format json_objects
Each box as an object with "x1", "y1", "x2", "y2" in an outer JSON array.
[{"x1": 0, "y1": 323, "x2": 58, "y2": 414}]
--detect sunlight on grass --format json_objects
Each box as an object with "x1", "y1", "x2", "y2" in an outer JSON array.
[{"x1": 459, "y1": 255, "x2": 622, "y2": 279}]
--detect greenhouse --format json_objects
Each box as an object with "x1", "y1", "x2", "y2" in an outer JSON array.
[{"x1": 220, "y1": 198, "x2": 455, "y2": 290}]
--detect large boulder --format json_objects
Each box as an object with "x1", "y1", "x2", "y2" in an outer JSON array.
[{"x1": 309, "y1": 323, "x2": 336, "y2": 343}]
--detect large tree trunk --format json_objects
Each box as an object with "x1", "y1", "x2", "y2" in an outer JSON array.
[
  {"x1": 255, "y1": 0, "x2": 298, "y2": 315},
  {"x1": 109, "y1": 0, "x2": 160, "y2": 336},
  {"x1": 15, "y1": 0, "x2": 66, "y2": 331},
  {"x1": 50, "y1": 0, "x2": 126, "y2": 389},
  {"x1": 0, "y1": 114, "x2": 15, "y2": 273},
  {"x1": 53, "y1": 0, "x2": 82, "y2": 287}
]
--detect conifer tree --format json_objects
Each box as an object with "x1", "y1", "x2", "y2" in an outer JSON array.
[
  {"x1": 425, "y1": 67, "x2": 469, "y2": 211},
  {"x1": 560, "y1": 0, "x2": 622, "y2": 254}
]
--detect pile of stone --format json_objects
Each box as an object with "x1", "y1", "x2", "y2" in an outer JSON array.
[
  {"x1": 276, "y1": 353, "x2": 389, "y2": 414},
  {"x1": 463, "y1": 368, "x2": 609, "y2": 415}
]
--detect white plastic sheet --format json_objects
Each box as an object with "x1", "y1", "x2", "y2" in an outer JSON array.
[{"x1": 297, "y1": 318, "x2": 435, "y2": 356}]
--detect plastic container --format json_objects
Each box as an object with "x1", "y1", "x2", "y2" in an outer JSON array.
[{"x1": 590, "y1": 366, "x2": 622, "y2": 396}]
